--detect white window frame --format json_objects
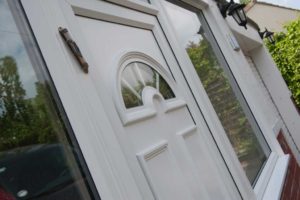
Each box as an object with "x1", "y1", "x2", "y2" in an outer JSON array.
[{"x1": 145, "y1": 0, "x2": 289, "y2": 199}]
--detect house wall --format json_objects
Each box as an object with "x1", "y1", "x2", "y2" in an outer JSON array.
[
  {"x1": 246, "y1": 3, "x2": 300, "y2": 32},
  {"x1": 249, "y1": 45, "x2": 300, "y2": 162},
  {"x1": 246, "y1": 50, "x2": 300, "y2": 164},
  {"x1": 244, "y1": 56, "x2": 281, "y2": 131},
  {"x1": 226, "y1": 13, "x2": 300, "y2": 199},
  {"x1": 226, "y1": 15, "x2": 300, "y2": 164}
]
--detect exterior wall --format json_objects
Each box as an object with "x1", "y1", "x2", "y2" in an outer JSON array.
[
  {"x1": 244, "y1": 55, "x2": 281, "y2": 129},
  {"x1": 247, "y1": 49, "x2": 300, "y2": 164},
  {"x1": 249, "y1": 45, "x2": 300, "y2": 162},
  {"x1": 227, "y1": 14, "x2": 300, "y2": 164},
  {"x1": 246, "y1": 3, "x2": 300, "y2": 32},
  {"x1": 228, "y1": 17, "x2": 300, "y2": 197},
  {"x1": 249, "y1": 48, "x2": 300, "y2": 162}
]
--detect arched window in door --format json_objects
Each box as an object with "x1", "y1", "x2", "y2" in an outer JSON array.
[{"x1": 121, "y1": 61, "x2": 175, "y2": 108}]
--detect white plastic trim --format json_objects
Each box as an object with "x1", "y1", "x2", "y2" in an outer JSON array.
[
  {"x1": 137, "y1": 140, "x2": 168, "y2": 161},
  {"x1": 164, "y1": 99, "x2": 186, "y2": 113},
  {"x1": 111, "y1": 51, "x2": 185, "y2": 125},
  {"x1": 105, "y1": 0, "x2": 159, "y2": 15},
  {"x1": 176, "y1": 125, "x2": 197, "y2": 138},
  {"x1": 180, "y1": 0, "x2": 209, "y2": 9},
  {"x1": 136, "y1": 140, "x2": 169, "y2": 200},
  {"x1": 273, "y1": 119, "x2": 284, "y2": 137},
  {"x1": 69, "y1": 0, "x2": 156, "y2": 30},
  {"x1": 254, "y1": 152, "x2": 278, "y2": 199},
  {"x1": 262, "y1": 155, "x2": 290, "y2": 200}
]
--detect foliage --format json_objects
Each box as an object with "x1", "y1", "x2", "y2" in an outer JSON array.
[
  {"x1": 266, "y1": 17, "x2": 300, "y2": 108},
  {"x1": 187, "y1": 39, "x2": 264, "y2": 175},
  {"x1": 239, "y1": 0, "x2": 251, "y2": 5},
  {"x1": 121, "y1": 66, "x2": 175, "y2": 108},
  {"x1": 0, "y1": 56, "x2": 57, "y2": 151}
]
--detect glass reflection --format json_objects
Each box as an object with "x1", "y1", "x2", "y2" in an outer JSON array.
[
  {"x1": 163, "y1": 1, "x2": 270, "y2": 184},
  {"x1": 121, "y1": 62, "x2": 175, "y2": 108},
  {"x1": 0, "y1": 1, "x2": 96, "y2": 199}
]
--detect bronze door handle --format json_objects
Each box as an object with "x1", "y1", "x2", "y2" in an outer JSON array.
[{"x1": 59, "y1": 27, "x2": 89, "y2": 73}]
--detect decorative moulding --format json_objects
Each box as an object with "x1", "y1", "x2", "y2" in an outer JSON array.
[{"x1": 110, "y1": 50, "x2": 186, "y2": 126}]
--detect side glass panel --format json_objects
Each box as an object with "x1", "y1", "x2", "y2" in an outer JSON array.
[
  {"x1": 0, "y1": 1, "x2": 99, "y2": 199},
  {"x1": 162, "y1": 1, "x2": 271, "y2": 184},
  {"x1": 121, "y1": 61, "x2": 175, "y2": 108}
]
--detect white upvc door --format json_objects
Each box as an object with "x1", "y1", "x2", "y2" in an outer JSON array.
[{"x1": 21, "y1": 0, "x2": 241, "y2": 199}]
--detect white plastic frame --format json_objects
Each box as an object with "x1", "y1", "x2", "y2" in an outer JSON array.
[
  {"x1": 20, "y1": 0, "x2": 289, "y2": 199},
  {"x1": 149, "y1": 0, "x2": 289, "y2": 199},
  {"x1": 112, "y1": 51, "x2": 186, "y2": 125},
  {"x1": 21, "y1": 0, "x2": 241, "y2": 199}
]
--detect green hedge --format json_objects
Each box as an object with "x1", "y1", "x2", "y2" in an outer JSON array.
[{"x1": 266, "y1": 17, "x2": 300, "y2": 108}]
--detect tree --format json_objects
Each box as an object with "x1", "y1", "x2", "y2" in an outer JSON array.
[
  {"x1": 266, "y1": 17, "x2": 300, "y2": 108},
  {"x1": 0, "y1": 56, "x2": 27, "y2": 121},
  {"x1": 186, "y1": 40, "x2": 258, "y2": 158},
  {"x1": 0, "y1": 56, "x2": 57, "y2": 151},
  {"x1": 187, "y1": 38, "x2": 268, "y2": 182}
]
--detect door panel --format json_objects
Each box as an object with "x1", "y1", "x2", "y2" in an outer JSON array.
[
  {"x1": 137, "y1": 140, "x2": 194, "y2": 200},
  {"x1": 77, "y1": 12, "x2": 238, "y2": 199},
  {"x1": 22, "y1": 0, "x2": 242, "y2": 199},
  {"x1": 77, "y1": 16, "x2": 203, "y2": 199}
]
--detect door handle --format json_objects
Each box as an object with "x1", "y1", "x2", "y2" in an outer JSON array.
[{"x1": 58, "y1": 27, "x2": 89, "y2": 73}]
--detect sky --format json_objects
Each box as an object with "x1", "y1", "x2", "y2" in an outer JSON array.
[
  {"x1": 163, "y1": 1, "x2": 202, "y2": 48},
  {"x1": 250, "y1": 0, "x2": 300, "y2": 9},
  {"x1": 0, "y1": 0, "x2": 38, "y2": 99}
]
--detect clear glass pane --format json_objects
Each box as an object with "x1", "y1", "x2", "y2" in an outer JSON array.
[
  {"x1": 0, "y1": 1, "x2": 98, "y2": 199},
  {"x1": 121, "y1": 62, "x2": 175, "y2": 108},
  {"x1": 162, "y1": 1, "x2": 270, "y2": 184}
]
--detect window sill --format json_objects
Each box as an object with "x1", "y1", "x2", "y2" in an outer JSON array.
[{"x1": 262, "y1": 154, "x2": 290, "y2": 200}]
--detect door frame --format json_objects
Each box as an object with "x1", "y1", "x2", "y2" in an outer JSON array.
[
  {"x1": 21, "y1": 0, "x2": 242, "y2": 199},
  {"x1": 148, "y1": 0, "x2": 288, "y2": 199}
]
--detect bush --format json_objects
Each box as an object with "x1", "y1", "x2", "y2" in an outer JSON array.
[{"x1": 266, "y1": 17, "x2": 300, "y2": 108}]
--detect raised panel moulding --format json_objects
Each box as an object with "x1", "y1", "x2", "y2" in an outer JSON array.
[{"x1": 176, "y1": 125, "x2": 197, "y2": 139}]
